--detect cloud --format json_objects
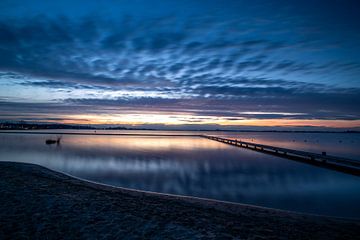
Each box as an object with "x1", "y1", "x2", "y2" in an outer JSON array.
[
  {"x1": 1, "y1": 14, "x2": 358, "y2": 89},
  {"x1": 3, "y1": 85, "x2": 358, "y2": 121},
  {"x1": 0, "y1": 2, "x2": 359, "y2": 128}
]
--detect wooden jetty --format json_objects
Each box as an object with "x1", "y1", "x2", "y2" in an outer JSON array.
[{"x1": 202, "y1": 135, "x2": 360, "y2": 176}]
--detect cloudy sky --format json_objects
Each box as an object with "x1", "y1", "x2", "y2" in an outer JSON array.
[{"x1": 0, "y1": 0, "x2": 359, "y2": 129}]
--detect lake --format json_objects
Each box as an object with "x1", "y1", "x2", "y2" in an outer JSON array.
[{"x1": 0, "y1": 130, "x2": 359, "y2": 218}]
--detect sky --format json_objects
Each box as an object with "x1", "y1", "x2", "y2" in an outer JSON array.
[{"x1": 0, "y1": 0, "x2": 359, "y2": 130}]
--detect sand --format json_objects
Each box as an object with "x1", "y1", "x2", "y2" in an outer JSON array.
[{"x1": 0, "y1": 162, "x2": 359, "y2": 239}]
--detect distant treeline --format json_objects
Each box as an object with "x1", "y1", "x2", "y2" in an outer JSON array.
[
  {"x1": 0, "y1": 122, "x2": 95, "y2": 130},
  {"x1": 0, "y1": 122, "x2": 151, "y2": 131}
]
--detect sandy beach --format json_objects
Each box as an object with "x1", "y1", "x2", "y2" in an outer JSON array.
[{"x1": 0, "y1": 162, "x2": 358, "y2": 239}]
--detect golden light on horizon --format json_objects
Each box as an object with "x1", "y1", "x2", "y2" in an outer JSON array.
[{"x1": 51, "y1": 113, "x2": 360, "y2": 129}]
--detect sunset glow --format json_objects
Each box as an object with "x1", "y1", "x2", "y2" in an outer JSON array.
[
  {"x1": 43, "y1": 113, "x2": 360, "y2": 129},
  {"x1": 0, "y1": 1, "x2": 359, "y2": 130}
]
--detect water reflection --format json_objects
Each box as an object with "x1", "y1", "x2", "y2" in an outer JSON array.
[
  {"x1": 0, "y1": 132, "x2": 359, "y2": 218},
  {"x1": 213, "y1": 132, "x2": 360, "y2": 159}
]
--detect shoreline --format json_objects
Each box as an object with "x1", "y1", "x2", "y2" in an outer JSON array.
[
  {"x1": 0, "y1": 162, "x2": 359, "y2": 239},
  {"x1": 1, "y1": 129, "x2": 360, "y2": 135}
]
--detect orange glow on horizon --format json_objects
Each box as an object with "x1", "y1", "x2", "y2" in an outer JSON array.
[{"x1": 44, "y1": 113, "x2": 360, "y2": 129}]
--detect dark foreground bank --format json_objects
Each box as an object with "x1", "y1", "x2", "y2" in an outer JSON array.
[{"x1": 0, "y1": 162, "x2": 359, "y2": 239}]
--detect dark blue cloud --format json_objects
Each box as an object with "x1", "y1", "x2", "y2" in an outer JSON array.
[{"x1": 0, "y1": 0, "x2": 359, "y2": 127}]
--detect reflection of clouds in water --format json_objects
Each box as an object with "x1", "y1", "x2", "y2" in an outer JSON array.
[
  {"x1": 0, "y1": 133, "x2": 359, "y2": 217},
  {"x1": 65, "y1": 135, "x2": 228, "y2": 151},
  {"x1": 62, "y1": 157, "x2": 194, "y2": 173},
  {"x1": 57, "y1": 153, "x2": 352, "y2": 198}
]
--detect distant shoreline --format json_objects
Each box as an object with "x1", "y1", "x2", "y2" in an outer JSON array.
[
  {"x1": 0, "y1": 131, "x2": 202, "y2": 137},
  {"x1": 1, "y1": 122, "x2": 359, "y2": 133},
  {"x1": 1, "y1": 130, "x2": 360, "y2": 139},
  {"x1": 0, "y1": 129, "x2": 359, "y2": 134},
  {"x1": 0, "y1": 161, "x2": 359, "y2": 239}
]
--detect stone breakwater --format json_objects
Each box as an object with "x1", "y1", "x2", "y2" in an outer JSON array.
[{"x1": 0, "y1": 162, "x2": 359, "y2": 239}]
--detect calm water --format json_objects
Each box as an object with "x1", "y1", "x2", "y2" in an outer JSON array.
[{"x1": 0, "y1": 130, "x2": 359, "y2": 218}]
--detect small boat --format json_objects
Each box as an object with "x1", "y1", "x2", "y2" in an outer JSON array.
[{"x1": 45, "y1": 137, "x2": 61, "y2": 145}]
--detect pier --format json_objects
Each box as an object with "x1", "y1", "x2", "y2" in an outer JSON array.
[{"x1": 203, "y1": 135, "x2": 360, "y2": 176}]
